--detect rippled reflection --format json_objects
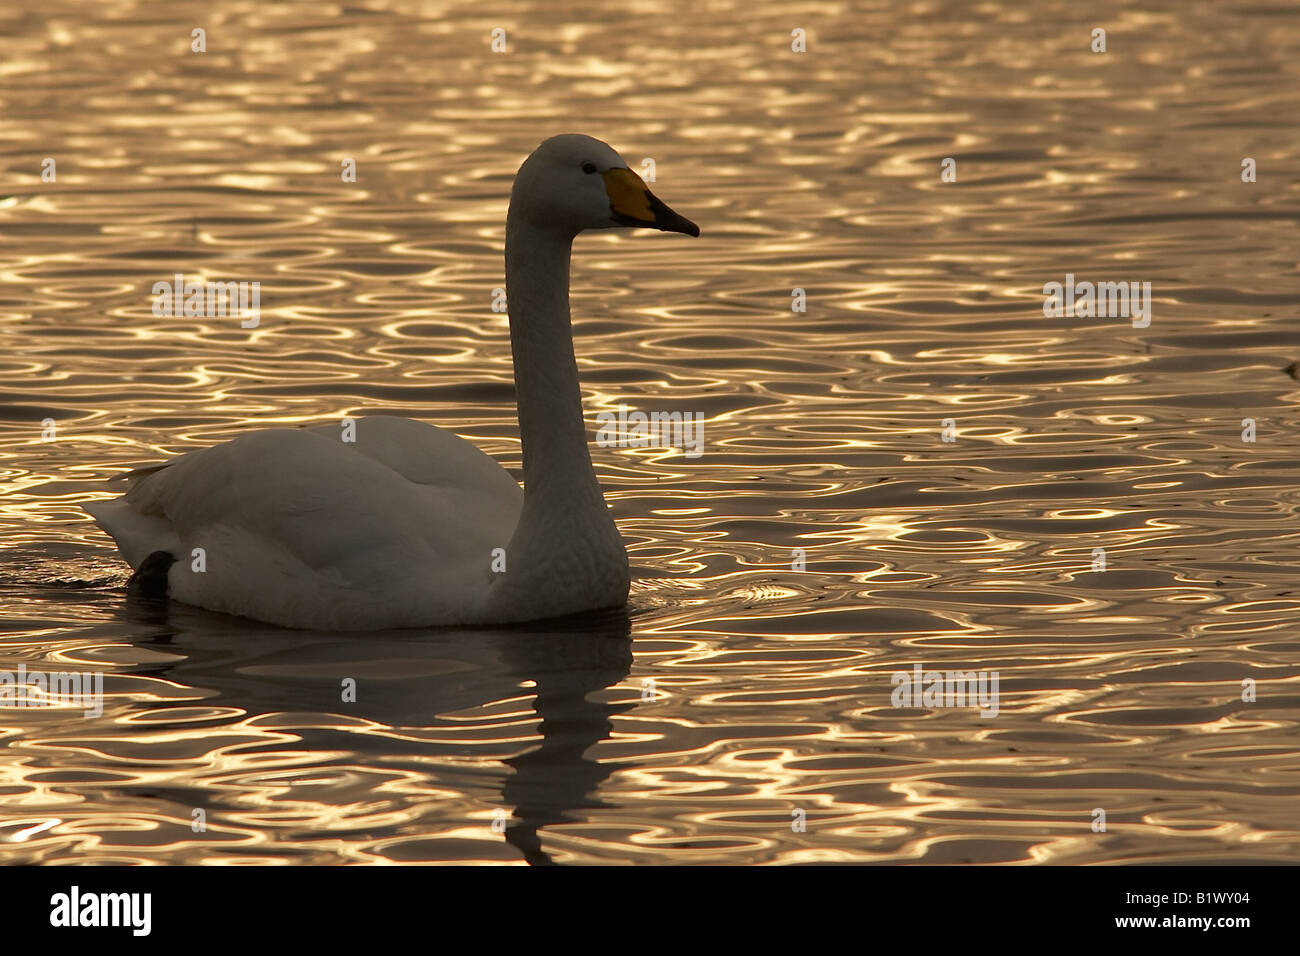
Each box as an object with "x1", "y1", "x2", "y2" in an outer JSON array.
[{"x1": 3, "y1": 0, "x2": 1300, "y2": 863}]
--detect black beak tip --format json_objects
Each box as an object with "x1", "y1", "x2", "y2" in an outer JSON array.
[
  {"x1": 644, "y1": 191, "x2": 700, "y2": 237},
  {"x1": 656, "y1": 209, "x2": 700, "y2": 238}
]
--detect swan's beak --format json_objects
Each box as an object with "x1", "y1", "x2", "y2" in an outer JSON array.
[{"x1": 604, "y1": 167, "x2": 700, "y2": 237}]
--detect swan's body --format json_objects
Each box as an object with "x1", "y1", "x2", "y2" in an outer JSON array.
[{"x1": 84, "y1": 134, "x2": 699, "y2": 630}]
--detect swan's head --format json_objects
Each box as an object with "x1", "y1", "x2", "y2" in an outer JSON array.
[{"x1": 510, "y1": 133, "x2": 700, "y2": 239}]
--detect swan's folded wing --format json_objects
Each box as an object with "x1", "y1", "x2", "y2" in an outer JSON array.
[
  {"x1": 306, "y1": 416, "x2": 522, "y2": 506},
  {"x1": 84, "y1": 421, "x2": 523, "y2": 618}
]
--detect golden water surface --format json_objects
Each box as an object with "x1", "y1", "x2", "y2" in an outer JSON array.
[{"x1": 2, "y1": 0, "x2": 1300, "y2": 864}]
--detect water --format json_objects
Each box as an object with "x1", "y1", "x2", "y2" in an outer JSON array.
[{"x1": 2, "y1": 0, "x2": 1299, "y2": 864}]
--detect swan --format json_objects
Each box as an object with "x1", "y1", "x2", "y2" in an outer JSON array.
[{"x1": 83, "y1": 133, "x2": 700, "y2": 630}]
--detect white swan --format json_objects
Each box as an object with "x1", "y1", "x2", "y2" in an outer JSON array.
[{"x1": 84, "y1": 133, "x2": 699, "y2": 630}]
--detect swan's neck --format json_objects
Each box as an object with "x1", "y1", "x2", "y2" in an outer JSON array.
[
  {"x1": 496, "y1": 213, "x2": 628, "y2": 614},
  {"x1": 504, "y1": 217, "x2": 592, "y2": 501}
]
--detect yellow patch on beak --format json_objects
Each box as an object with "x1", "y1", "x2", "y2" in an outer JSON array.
[{"x1": 603, "y1": 167, "x2": 654, "y2": 224}]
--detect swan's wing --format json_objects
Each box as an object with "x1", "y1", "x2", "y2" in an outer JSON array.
[
  {"x1": 83, "y1": 418, "x2": 522, "y2": 626},
  {"x1": 303, "y1": 415, "x2": 519, "y2": 495}
]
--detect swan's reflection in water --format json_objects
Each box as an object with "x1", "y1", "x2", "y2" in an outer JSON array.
[
  {"x1": 498, "y1": 612, "x2": 633, "y2": 866},
  {"x1": 117, "y1": 595, "x2": 633, "y2": 866}
]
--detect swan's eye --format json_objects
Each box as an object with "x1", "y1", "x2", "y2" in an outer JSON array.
[{"x1": 581, "y1": 161, "x2": 598, "y2": 174}]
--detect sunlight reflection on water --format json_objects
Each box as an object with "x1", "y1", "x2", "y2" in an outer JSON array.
[{"x1": 2, "y1": 0, "x2": 1299, "y2": 863}]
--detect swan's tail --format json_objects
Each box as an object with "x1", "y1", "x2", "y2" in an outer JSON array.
[{"x1": 83, "y1": 496, "x2": 181, "y2": 572}]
